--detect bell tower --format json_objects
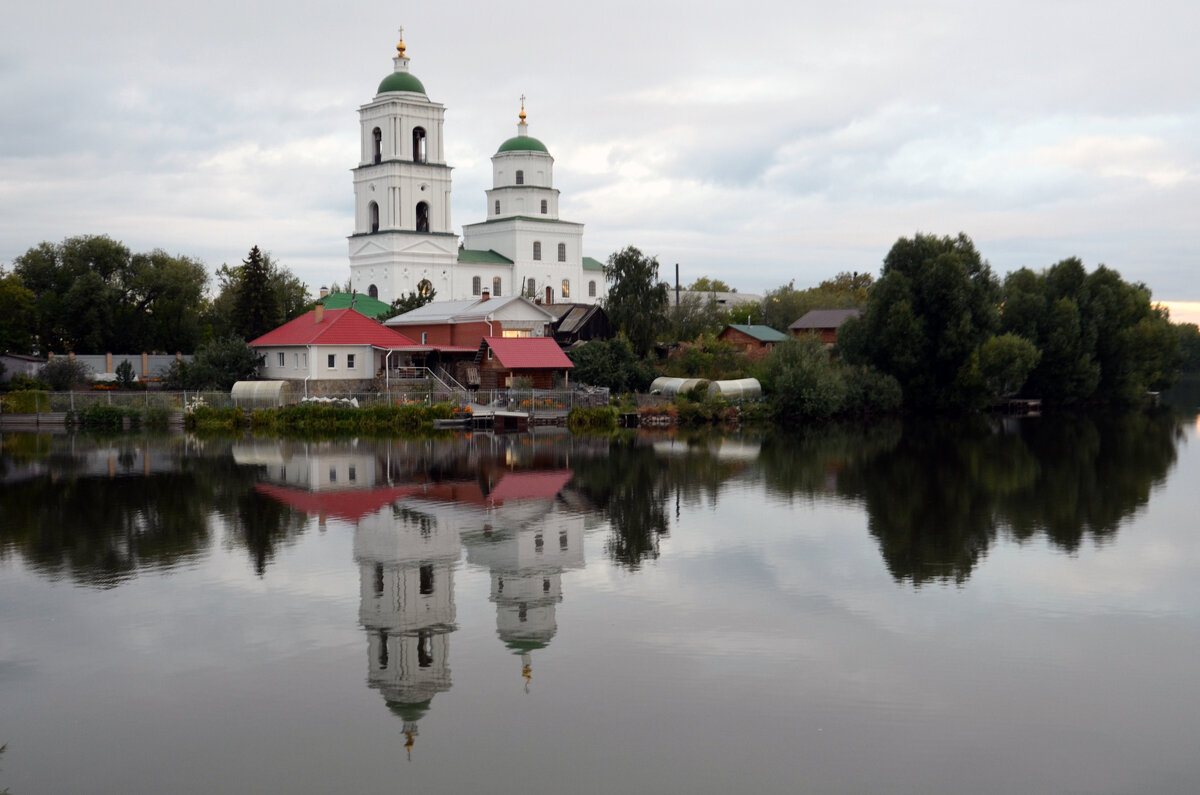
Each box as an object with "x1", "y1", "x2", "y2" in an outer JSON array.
[{"x1": 349, "y1": 29, "x2": 457, "y2": 305}]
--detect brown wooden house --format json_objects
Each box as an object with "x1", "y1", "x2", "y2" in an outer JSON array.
[
  {"x1": 476, "y1": 336, "x2": 575, "y2": 390},
  {"x1": 789, "y1": 309, "x2": 862, "y2": 345}
]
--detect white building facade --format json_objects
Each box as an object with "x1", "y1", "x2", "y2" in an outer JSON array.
[{"x1": 348, "y1": 34, "x2": 606, "y2": 307}]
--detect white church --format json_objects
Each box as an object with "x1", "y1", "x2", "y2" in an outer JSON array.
[{"x1": 347, "y1": 33, "x2": 607, "y2": 307}]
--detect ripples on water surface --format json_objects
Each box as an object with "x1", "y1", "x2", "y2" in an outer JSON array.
[{"x1": 2, "y1": 412, "x2": 1200, "y2": 794}]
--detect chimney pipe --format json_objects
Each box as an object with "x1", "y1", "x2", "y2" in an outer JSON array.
[
  {"x1": 315, "y1": 303, "x2": 325, "y2": 323},
  {"x1": 319, "y1": 285, "x2": 329, "y2": 299},
  {"x1": 481, "y1": 289, "x2": 490, "y2": 302}
]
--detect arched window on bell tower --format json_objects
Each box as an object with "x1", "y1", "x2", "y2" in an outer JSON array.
[
  {"x1": 412, "y1": 127, "x2": 427, "y2": 163},
  {"x1": 368, "y1": 284, "x2": 378, "y2": 299},
  {"x1": 372, "y1": 127, "x2": 382, "y2": 164},
  {"x1": 415, "y1": 201, "x2": 429, "y2": 233},
  {"x1": 516, "y1": 170, "x2": 524, "y2": 185},
  {"x1": 368, "y1": 201, "x2": 379, "y2": 233}
]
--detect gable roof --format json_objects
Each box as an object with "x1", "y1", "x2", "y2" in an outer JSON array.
[
  {"x1": 319, "y1": 292, "x2": 393, "y2": 319},
  {"x1": 480, "y1": 336, "x2": 574, "y2": 369},
  {"x1": 722, "y1": 324, "x2": 788, "y2": 343},
  {"x1": 249, "y1": 308, "x2": 418, "y2": 349},
  {"x1": 790, "y1": 308, "x2": 862, "y2": 330},
  {"x1": 582, "y1": 256, "x2": 605, "y2": 272},
  {"x1": 458, "y1": 248, "x2": 514, "y2": 264},
  {"x1": 385, "y1": 295, "x2": 555, "y2": 326}
]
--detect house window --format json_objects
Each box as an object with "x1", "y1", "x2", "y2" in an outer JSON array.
[
  {"x1": 347, "y1": 354, "x2": 356, "y2": 369},
  {"x1": 527, "y1": 278, "x2": 536, "y2": 296},
  {"x1": 421, "y1": 332, "x2": 428, "y2": 344},
  {"x1": 561, "y1": 279, "x2": 570, "y2": 298},
  {"x1": 328, "y1": 354, "x2": 336, "y2": 368},
  {"x1": 372, "y1": 127, "x2": 382, "y2": 164},
  {"x1": 303, "y1": 353, "x2": 307, "y2": 367},
  {"x1": 277, "y1": 352, "x2": 285, "y2": 367},
  {"x1": 494, "y1": 199, "x2": 500, "y2": 215},
  {"x1": 501, "y1": 329, "x2": 531, "y2": 338},
  {"x1": 516, "y1": 169, "x2": 524, "y2": 185},
  {"x1": 540, "y1": 199, "x2": 547, "y2": 214},
  {"x1": 349, "y1": 466, "x2": 356, "y2": 482},
  {"x1": 473, "y1": 276, "x2": 481, "y2": 295},
  {"x1": 368, "y1": 201, "x2": 379, "y2": 233},
  {"x1": 294, "y1": 353, "x2": 299, "y2": 368},
  {"x1": 588, "y1": 280, "x2": 596, "y2": 297},
  {"x1": 415, "y1": 202, "x2": 429, "y2": 233},
  {"x1": 557, "y1": 242, "x2": 566, "y2": 262},
  {"x1": 412, "y1": 127, "x2": 427, "y2": 163},
  {"x1": 493, "y1": 276, "x2": 501, "y2": 297},
  {"x1": 533, "y1": 241, "x2": 541, "y2": 260},
  {"x1": 329, "y1": 466, "x2": 337, "y2": 483},
  {"x1": 487, "y1": 347, "x2": 493, "y2": 360}
]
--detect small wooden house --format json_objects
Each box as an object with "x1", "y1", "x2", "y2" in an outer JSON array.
[
  {"x1": 476, "y1": 336, "x2": 574, "y2": 390},
  {"x1": 717, "y1": 324, "x2": 788, "y2": 355},
  {"x1": 789, "y1": 309, "x2": 862, "y2": 345}
]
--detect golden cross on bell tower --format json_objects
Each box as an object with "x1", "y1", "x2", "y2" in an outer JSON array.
[
  {"x1": 396, "y1": 26, "x2": 406, "y2": 58},
  {"x1": 519, "y1": 94, "x2": 527, "y2": 124}
]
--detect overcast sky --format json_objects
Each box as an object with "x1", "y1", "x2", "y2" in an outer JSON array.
[{"x1": 2, "y1": 0, "x2": 1197, "y2": 313}]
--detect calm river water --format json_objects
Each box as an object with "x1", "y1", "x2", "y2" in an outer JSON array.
[{"x1": 3, "y1": 408, "x2": 1200, "y2": 794}]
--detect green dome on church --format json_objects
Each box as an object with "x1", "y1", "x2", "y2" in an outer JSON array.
[
  {"x1": 497, "y1": 135, "x2": 549, "y2": 154},
  {"x1": 378, "y1": 71, "x2": 426, "y2": 95}
]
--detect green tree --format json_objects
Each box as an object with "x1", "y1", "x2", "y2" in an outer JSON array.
[
  {"x1": 760, "y1": 336, "x2": 847, "y2": 423},
  {"x1": 232, "y1": 246, "x2": 277, "y2": 341},
  {"x1": 688, "y1": 276, "x2": 732, "y2": 293},
  {"x1": 165, "y1": 337, "x2": 262, "y2": 390},
  {"x1": 114, "y1": 360, "x2": 137, "y2": 389},
  {"x1": 662, "y1": 292, "x2": 730, "y2": 342},
  {"x1": 0, "y1": 269, "x2": 36, "y2": 354},
  {"x1": 840, "y1": 233, "x2": 1001, "y2": 411},
  {"x1": 390, "y1": 286, "x2": 437, "y2": 317},
  {"x1": 1176, "y1": 323, "x2": 1200, "y2": 372},
  {"x1": 567, "y1": 338, "x2": 656, "y2": 392},
  {"x1": 208, "y1": 249, "x2": 308, "y2": 341},
  {"x1": 603, "y1": 246, "x2": 669, "y2": 357},
  {"x1": 38, "y1": 358, "x2": 93, "y2": 390},
  {"x1": 975, "y1": 333, "x2": 1041, "y2": 399},
  {"x1": 760, "y1": 271, "x2": 871, "y2": 332}
]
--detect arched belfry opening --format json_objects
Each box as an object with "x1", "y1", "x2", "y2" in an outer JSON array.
[
  {"x1": 372, "y1": 127, "x2": 382, "y2": 164},
  {"x1": 412, "y1": 127, "x2": 427, "y2": 163},
  {"x1": 369, "y1": 201, "x2": 380, "y2": 233},
  {"x1": 368, "y1": 284, "x2": 379, "y2": 299},
  {"x1": 415, "y1": 201, "x2": 429, "y2": 233}
]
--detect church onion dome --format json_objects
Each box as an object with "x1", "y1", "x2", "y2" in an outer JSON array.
[
  {"x1": 497, "y1": 134, "x2": 549, "y2": 154},
  {"x1": 378, "y1": 71, "x2": 426, "y2": 95}
]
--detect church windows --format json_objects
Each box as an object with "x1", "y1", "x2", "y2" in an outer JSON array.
[
  {"x1": 527, "y1": 278, "x2": 536, "y2": 296},
  {"x1": 493, "y1": 276, "x2": 502, "y2": 297},
  {"x1": 368, "y1": 284, "x2": 378, "y2": 299},
  {"x1": 368, "y1": 201, "x2": 379, "y2": 233},
  {"x1": 588, "y1": 280, "x2": 597, "y2": 297},
  {"x1": 494, "y1": 200, "x2": 500, "y2": 215},
  {"x1": 417, "y1": 631, "x2": 433, "y2": 668},
  {"x1": 412, "y1": 126, "x2": 427, "y2": 163},
  {"x1": 417, "y1": 278, "x2": 433, "y2": 297},
  {"x1": 415, "y1": 201, "x2": 429, "y2": 233},
  {"x1": 561, "y1": 279, "x2": 570, "y2": 298},
  {"x1": 419, "y1": 564, "x2": 434, "y2": 595},
  {"x1": 557, "y1": 242, "x2": 566, "y2": 262},
  {"x1": 533, "y1": 241, "x2": 541, "y2": 260},
  {"x1": 372, "y1": 127, "x2": 382, "y2": 164},
  {"x1": 472, "y1": 276, "x2": 481, "y2": 295},
  {"x1": 516, "y1": 169, "x2": 524, "y2": 185},
  {"x1": 541, "y1": 199, "x2": 548, "y2": 214}
]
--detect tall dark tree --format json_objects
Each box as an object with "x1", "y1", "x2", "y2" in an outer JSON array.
[
  {"x1": 840, "y1": 233, "x2": 1001, "y2": 411},
  {"x1": 0, "y1": 270, "x2": 35, "y2": 354},
  {"x1": 232, "y1": 245, "x2": 278, "y2": 341},
  {"x1": 603, "y1": 246, "x2": 668, "y2": 357}
]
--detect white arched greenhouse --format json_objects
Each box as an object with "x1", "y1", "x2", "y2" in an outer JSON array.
[
  {"x1": 649, "y1": 377, "x2": 710, "y2": 398},
  {"x1": 231, "y1": 380, "x2": 295, "y2": 410},
  {"x1": 706, "y1": 378, "x2": 762, "y2": 401}
]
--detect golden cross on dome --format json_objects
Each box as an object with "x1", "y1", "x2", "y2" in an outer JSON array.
[
  {"x1": 519, "y1": 94, "x2": 527, "y2": 123},
  {"x1": 396, "y1": 26, "x2": 406, "y2": 57}
]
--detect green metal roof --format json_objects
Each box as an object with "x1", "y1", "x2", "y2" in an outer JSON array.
[
  {"x1": 582, "y1": 256, "x2": 605, "y2": 272},
  {"x1": 378, "y1": 71, "x2": 426, "y2": 95},
  {"x1": 725, "y1": 324, "x2": 788, "y2": 343},
  {"x1": 457, "y1": 248, "x2": 514, "y2": 264},
  {"x1": 497, "y1": 135, "x2": 549, "y2": 154},
  {"x1": 320, "y1": 292, "x2": 393, "y2": 319}
]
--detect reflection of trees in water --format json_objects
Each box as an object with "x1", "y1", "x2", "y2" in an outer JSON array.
[
  {"x1": 0, "y1": 437, "x2": 308, "y2": 584},
  {"x1": 758, "y1": 413, "x2": 1181, "y2": 586}
]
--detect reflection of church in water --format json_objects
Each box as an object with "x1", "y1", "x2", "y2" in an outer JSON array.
[{"x1": 242, "y1": 438, "x2": 588, "y2": 754}]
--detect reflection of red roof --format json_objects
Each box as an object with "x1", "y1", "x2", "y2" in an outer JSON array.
[
  {"x1": 255, "y1": 483, "x2": 419, "y2": 522},
  {"x1": 250, "y1": 308, "x2": 418, "y2": 349},
  {"x1": 481, "y1": 337, "x2": 574, "y2": 369},
  {"x1": 256, "y1": 469, "x2": 573, "y2": 520}
]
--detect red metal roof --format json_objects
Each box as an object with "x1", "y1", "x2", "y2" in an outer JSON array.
[
  {"x1": 250, "y1": 308, "x2": 418, "y2": 349},
  {"x1": 481, "y1": 336, "x2": 574, "y2": 369},
  {"x1": 255, "y1": 483, "x2": 421, "y2": 523}
]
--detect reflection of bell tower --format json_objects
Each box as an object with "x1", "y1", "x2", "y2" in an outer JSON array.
[
  {"x1": 465, "y1": 514, "x2": 584, "y2": 688},
  {"x1": 356, "y1": 506, "x2": 459, "y2": 755}
]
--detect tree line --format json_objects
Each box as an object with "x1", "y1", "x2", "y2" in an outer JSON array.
[{"x1": 0, "y1": 235, "x2": 309, "y2": 357}]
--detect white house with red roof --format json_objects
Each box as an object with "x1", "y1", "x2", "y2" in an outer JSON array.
[{"x1": 249, "y1": 305, "x2": 422, "y2": 395}]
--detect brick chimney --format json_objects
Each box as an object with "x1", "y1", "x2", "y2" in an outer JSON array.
[
  {"x1": 319, "y1": 285, "x2": 329, "y2": 299},
  {"x1": 315, "y1": 303, "x2": 325, "y2": 323},
  {"x1": 480, "y1": 289, "x2": 490, "y2": 302}
]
